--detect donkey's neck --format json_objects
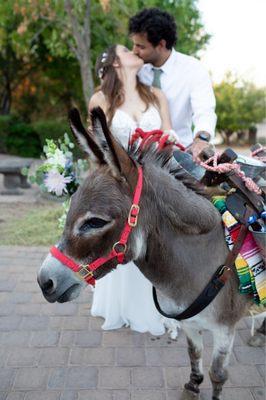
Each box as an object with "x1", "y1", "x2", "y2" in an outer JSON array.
[{"x1": 132, "y1": 165, "x2": 227, "y2": 305}]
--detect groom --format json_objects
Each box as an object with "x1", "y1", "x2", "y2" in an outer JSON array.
[{"x1": 129, "y1": 8, "x2": 217, "y2": 160}]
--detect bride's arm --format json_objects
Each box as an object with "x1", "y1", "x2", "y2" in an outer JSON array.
[{"x1": 88, "y1": 91, "x2": 107, "y2": 114}]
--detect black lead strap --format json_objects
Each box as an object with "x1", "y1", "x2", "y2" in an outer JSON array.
[
  {"x1": 153, "y1": 220, "x2": 250, "y2": 321},
  {"x1": 152, "y1": 265, "x2": 226, "y2": 321}
]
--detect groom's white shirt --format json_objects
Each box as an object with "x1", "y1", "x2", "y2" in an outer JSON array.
[{"x1": 138, "y1": 49, "x2": 217, "y2": 148}]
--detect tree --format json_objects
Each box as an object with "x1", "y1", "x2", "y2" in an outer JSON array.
[
  {"x1": 214, "y1": 73, "x2": 265, "y2": 144},
  {"x1": 11, "y1": 0, "x2": 210, "y2": 115},
  {"x1": 0, "y1": 2, "x2": 43, "y2": 115}
]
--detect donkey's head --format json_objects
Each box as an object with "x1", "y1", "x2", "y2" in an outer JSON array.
[{"x1": 37, "y1": 108, "x2": 145, "y2": 303}]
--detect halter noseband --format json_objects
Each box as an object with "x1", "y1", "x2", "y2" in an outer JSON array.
[{"x1": 50, "y1": 166, "x2": 143, "y2": 286}]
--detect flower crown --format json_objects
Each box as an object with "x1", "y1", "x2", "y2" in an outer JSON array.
[{"x1": 98, "y1": 52, "x2": 108, "y2": 79}]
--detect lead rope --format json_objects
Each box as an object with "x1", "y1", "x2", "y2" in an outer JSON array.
[
  {"x1": 251, "y1": 146, "x2": 266, "y2": 162},
  {"x1": 199, "y1": 152, "x2": 262, "y2": 195}
]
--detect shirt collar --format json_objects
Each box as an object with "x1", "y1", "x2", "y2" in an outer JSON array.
[{"x1": 143, "y1": 49, "x2": 177, "y2": 76}]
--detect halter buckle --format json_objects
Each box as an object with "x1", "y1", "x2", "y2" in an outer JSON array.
[
  {"x1": 112, "y1": 242, "x2": 127, "y2": 254},
  {"x1": 76, "y1": 265, "x2": 93, "y2": 280},
  {"x1": 128, "y1": 204, "x2": 140, "y2": 227}
]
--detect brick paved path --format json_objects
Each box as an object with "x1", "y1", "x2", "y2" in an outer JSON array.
[{"x1": 0, "y1": 246, "x2": 265, "y2": 400}]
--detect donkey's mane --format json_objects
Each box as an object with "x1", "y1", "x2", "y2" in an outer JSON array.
[{"x1": 128, "y1": 142, "x2": 209, "y2": 198}]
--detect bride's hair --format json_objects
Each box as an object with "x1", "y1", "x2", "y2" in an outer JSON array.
[{"x1": 95, "y1": 45, "x2": 159, "y2": 125}]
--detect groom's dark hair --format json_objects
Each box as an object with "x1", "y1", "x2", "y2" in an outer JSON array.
[{"x1": 129, "y1": 8, "x2": 177, "y2": 49}]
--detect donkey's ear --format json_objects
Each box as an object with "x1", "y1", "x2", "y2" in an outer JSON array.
[
  {"x1": 68, "y1": 108, "x2": 106, "y2": 165},
  {"x1": 90, "y1": 107, "x2": 138, "y2": 187}
]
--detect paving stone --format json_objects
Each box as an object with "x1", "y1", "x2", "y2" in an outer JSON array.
[
  {"x1": 146, "y1": 347, "x2": 189, "y2": 367},
  {"x1": 59, "y1": 392, "x2": 78, "y2": 400},
  {"x1": 48, "y1": 368, "x2": 67, "y2": 389},
  {"x1": 15, "y1": 304, "x2": 41, "y2": 315},
  {"x1": 116, "y1": 347, "x2": 146, "y2": 366},
  {"x1": 78, "y1": 303, "x2": 91, "y2": 316},
  {"x1": 256, "y1": 364, "x2": 265, "y2": 380},
  {"x1": 13, "y1": 368, "x2": 49, "y2": 390},
  {"x1": 228, "y1": 365, "x2": 264, "y2": 387},
  {"x1": 39, "y1": 348, "x2": 69, "y2": 366},
  {"x1": 89, "y1": 317, "x2": 105, "y2": 330},
  {"x1": 252, "y1": 387, "x2": 266, "y2": 400},
  {"x1": 222, "y1": 387, "x2": 255, "y2": 400},
  {"x1": 10, "y1": 293, "x2": 32, "y2": 304},
  {"x1": 74, "y1": 331, "x2": 102, "y2": 347},
  {"x1": 233, "y1": 345, "x2": 266, "y2": 364},
  {"x1": 0, "y1": 369, "x2": 16, "y2": 390},
  {"x1": 62, "y1": 317, "x2": 89, "y2": 330},
  {"x1": 131, "y1": 367, "x2": 165, "y2": 388},
  {"x1": 30, "y1": 331, "x2": 60, "y2": 347},
  {"x1": 48, "y1": 367, "x2": 98, "y2": 390},
  {"x1": 7, "y1": 348, "x2": 40, "y2": 367},
  {"x1": 15, "y1": 282, "x2": 39, "y2": 293},
  {"x1": 0, "y1": 332, "x2": 30, "y2": 346},
  {"x1": 24, "y1": 392, "x2": 60, "y2": 400},
  {"x1": 0, "y1": 316, "x2": 22, "y2": 331},
  {"x1": 102, "y1": 331, "x2": 134, "y2": 347},
  {"x1": 20, "y1": 316, "x2": 49, "y2": 330},
  {"x1": 0, "y1": 349, "x2": 8, "y2": 367},
  {"x1": 0, "y1": 246, "x2": 265, "y2": 399},
  {"x1": 111, "y1": 390, "x2": 130, "y2": 400},
  {"x1": 77, "y1": 390, "x2": 112, "y2": 400},
  {"x1": 99, "y1": 367, "x2": 130, "y2": 389},
  {"x1": 0, "y1": 304, "x2": 15, "y2": 316},
  {"x1": 6, "y1": 393, "x2": 25, "y2": 400},
  {"x1": 65, "y1": 367, "x2": 98, "y2": 389},
  {"x1": 0, "y1": 280, "x2": 16, "y2": 292},
  {"x1": 59, "y1": 331, "x2": 75, "y2": 347},
  {"x1": 131, "y1": 390, "x2": 166, "y2": 400},
  {"x1": 69, "y1": 347, "x2": 115, "y2": 365},
  {"x1": 53, "y1": 303, "x2": 78, "y2": 316},
  {"x1": 145, "y1": 333, "x2": 179, "y2": 347},
  {"x1": 49, "y1": 317, "x2": 64, "y2": 329}
]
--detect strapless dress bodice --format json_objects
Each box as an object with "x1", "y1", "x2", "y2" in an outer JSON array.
[{"x1": 110, "y1": 106, "x2": 162, "y2": 148}]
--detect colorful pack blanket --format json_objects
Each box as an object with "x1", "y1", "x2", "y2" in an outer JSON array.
[{"x1": 213, "y1": 196, "x2": 266, "y2": 305}]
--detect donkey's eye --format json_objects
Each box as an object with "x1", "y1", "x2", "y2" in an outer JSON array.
[{"x1": 80, "y1": 218, "x2": 108, "y2": 232}]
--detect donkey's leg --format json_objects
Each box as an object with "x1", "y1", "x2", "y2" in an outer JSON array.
[
  {"x1": 182, "y1": 326, "x2": 204, "y2": 398},
  {"x1": 209, "y1": 326, "x2": 235, "y2": 400}
]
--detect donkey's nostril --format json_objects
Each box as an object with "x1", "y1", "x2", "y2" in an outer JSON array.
[{"x1": 42, "y1": 279, "x2": 56, "y2": 295}]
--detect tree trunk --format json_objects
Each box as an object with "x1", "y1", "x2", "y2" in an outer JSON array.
[
  {"x1": 80, "y1": 56, "x2": 94, "y2": 111},
  {"x1": 0, "y1": 80, "x2": 12, "y2": 115},
  {"x1": 64, "y1": 0, "x2": 94, "y2": 116}
]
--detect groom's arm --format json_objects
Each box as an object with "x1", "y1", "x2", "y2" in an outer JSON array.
[{"x1": 189, "y1": 63, "x2": 217, "y2": 160}]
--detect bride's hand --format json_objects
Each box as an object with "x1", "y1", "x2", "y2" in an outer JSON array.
[{"x1": 163, "y1": 129, "x2": 180, "y2": 145}]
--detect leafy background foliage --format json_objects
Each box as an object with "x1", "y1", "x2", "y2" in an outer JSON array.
[{"x1": 0, "y1": 0, "x2": 265, "y2": 157}]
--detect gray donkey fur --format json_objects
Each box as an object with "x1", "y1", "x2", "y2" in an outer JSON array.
[{"x1": 38, "y1": 108, "x2": 254, "y2": 400}]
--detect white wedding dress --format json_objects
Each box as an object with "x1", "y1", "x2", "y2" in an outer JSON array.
[{"x1": 91, "y1": 106, "x2": 179, "y2": 337}]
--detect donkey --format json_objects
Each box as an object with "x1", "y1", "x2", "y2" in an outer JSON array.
[{"x1": 38, "y1": 108, "x2": 255, "y2": 400}]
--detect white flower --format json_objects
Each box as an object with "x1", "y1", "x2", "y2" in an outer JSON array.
[
  {"x1": 44, "y1": 170, "x2": 72, "y2": 197},
  {"x1": 46, "y1": 148, "x2": 67, "y2": 168}
]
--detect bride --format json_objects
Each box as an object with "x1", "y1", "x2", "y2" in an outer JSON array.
[{"x1": 88, "y1": 44, "x2": 179, "y2": 337}]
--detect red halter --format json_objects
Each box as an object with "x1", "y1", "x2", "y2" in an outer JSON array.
[{"x1": 50, "y1": 166, "x2": 143, "y2": 286}]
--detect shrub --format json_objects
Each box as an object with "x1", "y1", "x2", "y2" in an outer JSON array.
[
  {"x1": 0, "y1": 116, "x2": 84, "y2": 158},
  {"x1": 0, "y1": 115, "x2": 42, "y2": 157},
  {"x1": 32, "y1": 119, "x2": 83, "y2": 158}
]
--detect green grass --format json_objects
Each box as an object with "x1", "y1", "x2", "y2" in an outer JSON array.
[{"x1": 0, "y1": 205, "x2": 63, "y2": 246}]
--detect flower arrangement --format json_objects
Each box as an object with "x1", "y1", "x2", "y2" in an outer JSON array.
[
  {"x1": 25, "y1": 133, "x2": 88, "y2": 228},
  {"x1": 28, "y1": 133, "x2": 87, "y2": 198}
]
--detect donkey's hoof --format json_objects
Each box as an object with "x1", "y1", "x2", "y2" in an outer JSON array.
[
  {"x1": 179, "y1": 388, "x2": 200, "y2": 400},
  {"x1": 248, "y1": 332, "x2": 265, "y2": 347}
]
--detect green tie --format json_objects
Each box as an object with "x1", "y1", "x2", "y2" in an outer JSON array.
[{"x1": 152, "y1": 68, "x2": 163, "y2": 89}]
